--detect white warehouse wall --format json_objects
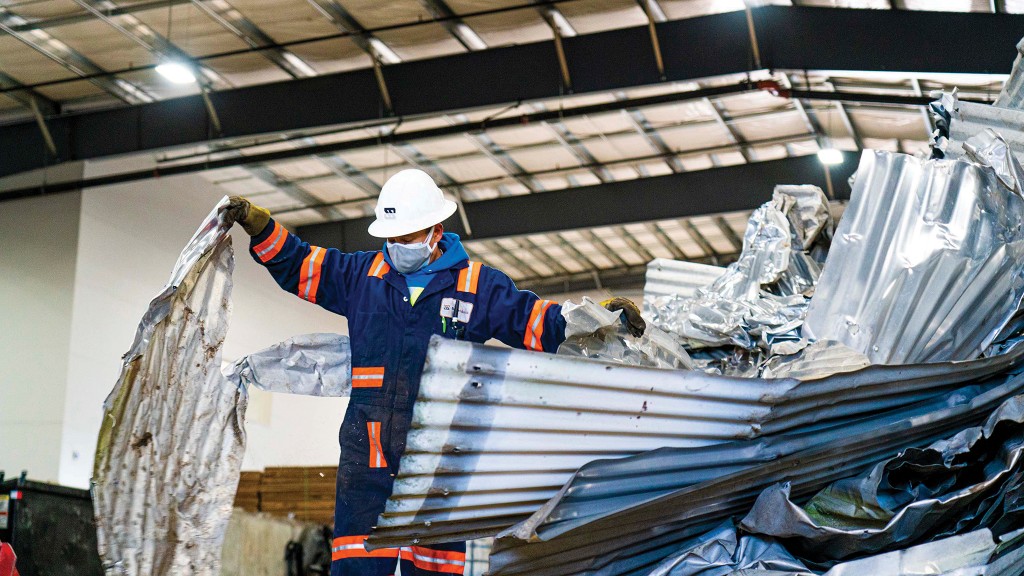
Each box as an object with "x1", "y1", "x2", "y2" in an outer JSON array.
[
  {"x1": 58, "y1": 160, "x2": 351, "y2": 488},
  {"x1": 0, "y1": 192, "x2": 82, "y2": 483}
]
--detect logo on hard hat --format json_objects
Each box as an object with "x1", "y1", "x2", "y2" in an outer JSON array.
[{"x1": 383, "y1": 207, "x2": 396, "y2": 218}]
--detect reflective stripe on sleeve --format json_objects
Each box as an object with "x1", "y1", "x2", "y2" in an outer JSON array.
[
  {"x1": 252, "y1": 222, "x2": 288, "y2": 263},
  {"x1": 297, "y1": 246, "x2": 327, "y2": 303},
  {"x1": 368, "y1": 252, "x2": 390, "y2": 278},
  {"x1": 456, "y1": 261, "x2": 481, "y2": 294},
  {"x1": 523, "y1": 299, "x2": 555, "y2": 352},
  {"x1": 367, "y1": 421, "x2": 388, "y2": 469},
  {"x1": 352, "y1": 366, "x2": 384, "y2": 388}
]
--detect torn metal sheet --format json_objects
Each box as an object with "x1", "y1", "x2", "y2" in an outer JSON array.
[
  {"x1": 485, "y1": 363, "x2": 1024, "y2": 576},
  {"x1": 944, "y1": 99, "x2": 1024, "y2": 162},
  {"x1": 759, "y1": 340, "x2": 870, "y2": 381},
  {"x1": 646, "y1": 186, "x2": 830, "y2": 352},
  {"x1": 804, "y1": 149, "x2": 1024, "y2": 365},
  {"x1": 93, "y1": 199, "x2": 243, "y2": 575},
  {"x1": 226, "y1": 332, "x2": 352, "y2": 397},
  {"x1": 368, "y1": 336, "x2": 1024, "y2": 549},
  {"x1": 647, "y1": 520, "x2": 808, "y2": 576},
  {"x1": 740, "y1": 395, "x2": 1024, "y2": 563},
  {"x1": 559, "y1": 297, "x2": 692, "y2": 370}
]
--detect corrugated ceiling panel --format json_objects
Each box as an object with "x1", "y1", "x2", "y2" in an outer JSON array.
[
  {"x1": 507, "y1": 144, "x2": 582, "y2": 173},
  {"x1": 337, "y1": 148, "x2": 407, "y2": 171},
  {"x1": 434, "y1": 155, "x2": 509, "y2": 182},
  {"x1": 132, "y1": 5, "x2": 250, "y2": 55},
  {"x1": 268, "y1": 158, "x2": 334, "y2": 180},
  {"x1": 638, "y1": 99, "x2": 719, "y2": 125},
  {"x1": 657, "y1": 123, "x2": 735, "y2": 152},
  {"x1": 0, "y1": 36, "x2": 79, "y2": 84},
  {"x1": 34, "y1": 78, "x2": 113, "y2": 102},
  {"x1": 584, "y1": 132, "x2": 657, "y2": 163},
  {"x1": 898, "y1": 0, "x2": 988, "y2": 11},
  {"x1": 230, "y1": 0, "x2": 341, "y2": 42},
  {"x1": 750, "y1": 143, "x2": 789, "y2": 162},
  {"x1": 374, "y1": 24, "x2": 466, "y2": 61},
  {"x1": 731, "y1": 110, "x2": 808, "y2": 141},
  {"x1": 414, "y1": 135, "x2": 481, "y2": 159},
  {"x1": 45, "y1": 20, "x2": 158, "y2": 71},
  {"x1": 300, "y1": 176, "x2": 373, "y2": 204},
  {"x1": 488, "y1": 124, "x2": 564, "y2": 149},
  {"x1": 207, "y1": 53, "x2": 292, "y2": 85},
  {"x1": 559, "y1": 111, "x2": 637, "y2": 138},
  {"x1": 715, "y1": 91, "x2": 791, "y2": 116},
  {"x1": 6, "y1": 0, "x2": 80, "y2": 20},
  {"x1": 557, "y1": 0, "x2": 648, "y2": 33},
  {"x1": 848, "y1": 108, "x2": 930, "y2": 140},
  {"x1": 287, "y1": 38, "x2": 371, "y2": 75},
  {"x1": 658, "y1": 0, "x2": 745, "y2": 20},
  {"x1": 276, "y1": 207, "x2": 328, "y2": 227},
  {"x1": 678, "y1": 154, "x2": 716, "y2": 171},
  {"x1": 459, "y1": 9, "x2": 552, "y2": 47}
]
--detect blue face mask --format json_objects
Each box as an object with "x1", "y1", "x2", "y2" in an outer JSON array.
[{"x1": 387, "y1": 230, "x2": 436, "y2": 274}]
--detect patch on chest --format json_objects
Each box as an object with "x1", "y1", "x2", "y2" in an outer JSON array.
[{"x1": 440, "y1": 297, "x2": 474, "y2": 323}]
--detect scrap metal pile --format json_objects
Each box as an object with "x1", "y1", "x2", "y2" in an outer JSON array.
[
  {"x1": 95, "y1": 40, "x2": 1024, "y2": 576},
  {"x1": 368, "y1": 39, "x2": 1024, "y2": 576}
]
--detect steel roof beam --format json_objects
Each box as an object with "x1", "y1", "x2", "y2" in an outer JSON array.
[
  {"x1": 297, "y1": 153, "x2": 858, "y2": 252},
  {"x1": 2, "y1": 6, "x2": 1021, "y2": 177},
  {"x1": 0, "y1": 71, "x2": 59, "y2": 116}
]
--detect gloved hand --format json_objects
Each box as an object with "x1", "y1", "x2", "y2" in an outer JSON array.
[
  {"x1": 601, "y1": 297, "x2": 646, "y2": 338},
  {"x1": 224, "y1": 196, "x2": 271, "y2": 236}
]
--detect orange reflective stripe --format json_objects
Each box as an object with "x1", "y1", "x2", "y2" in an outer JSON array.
[
  {"x1": 399, "y1": 546, "x2": 466, "y2": 573},
  {"x1": 352, "y1": 366, "x2": 385, "y2": 388},
  {"x1": 331, "y1": 536, "x2": 400, "y2": 561},
  {"x1": 297, "y1": 246, "x2": 327, "y2": 303},
  {"x1": 523, "y1": 299, "x2": 555, "y2": 352},
  {"x1": 367, "y1": 421, "x2": 388, "y2": 468},
  {"x1": 368, "y1": 252, "x2": 390, "y2": 278},
  {"x1": 252, "y1": 222, "x2": 288, "y2": 263},
  {"x1": 456, "y1": 261, "x2": 481, "y2": 294}
]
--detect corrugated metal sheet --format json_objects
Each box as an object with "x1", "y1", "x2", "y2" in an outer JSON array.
[
  {"x1": 804, "y1": 149, "x2": 1024, "y2": 365},
  {"x1": 642, "y1": 258, "x2": 726, "y2": 304},
  {"x1": 93, "y1": 199, "x2": 245, "y2": 575},
  {"x1": 367, "y1": 336, "x2": 1024, "y2": 549},
  {"x1": 946, "y1": 100, "x2": 1024, "y2": 160},
  {"x1": 486, "y1": 363, "x2": 1024, "y2": 576}
]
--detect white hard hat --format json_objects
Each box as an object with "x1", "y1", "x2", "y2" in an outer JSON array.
[{"x1": 367, "y1": 169, "x2": 459, "y2": 238}]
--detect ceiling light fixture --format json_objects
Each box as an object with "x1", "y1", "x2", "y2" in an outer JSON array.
[
  {"x1": 156, "y1": 61, "x2": 197, "y2": 84},
  {"x1": 817, "y1": 147, "x2": 844, "y2": 166}
]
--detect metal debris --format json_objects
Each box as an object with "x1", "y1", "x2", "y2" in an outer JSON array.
[
  {"x1": 559, "y1": 297, "x2": 692, "y2": 369},
  {"x1": 226, "y1": 333, "x2": 352, "y2": 397},
  {"x1": 93, "y1": 199, "x2": 243, "y2": 575},
  {"x1": 484, "y1": 356, "x2": 1024, "y2": 576},
  {"x1": 804, "y1": 149, "x2": 1024, "y2": 365},
  {"x1": 368, "y1": 336, "x2": 1024, "y2": 550},
  {"x1": 645, "y1": 186, "x2": 831, "y2": 353}
]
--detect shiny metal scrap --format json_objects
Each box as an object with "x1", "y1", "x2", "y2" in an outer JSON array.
[{"x1": 804, "y1": 149, "x2": 1024, "y2": 365}]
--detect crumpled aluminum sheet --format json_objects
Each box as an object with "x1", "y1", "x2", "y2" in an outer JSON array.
[
  {"x1": 964, "y1": 128, "x2": 1024, "y2": 195},
  {"x1": 225, "y1": 332, "x2": 352, "y2": 397},
  {"x1": 759, "y1": 340, "x2": 870, "y2": 381},
  {"x1": 647, "y1": 520, "x2": 808, "y2": 576},
  {"x1": 485, "y1": 356, "x2": 1024, "y2": 576},
  {"x1": 739, "y1": 394, "x2": 1024, "y2": 563},
  {"x1": 646, "y1": 186, "x2": 830, "y2": 353},
  {"x1": 649, "y1": 527, "x2": 1001, "y2": 576},
  {"x1": 559, "y1": 297, "x2": 692, "y2": 370},
  {"x1": 368, "y1": 336, "x2": 1024, "y2": 551},
  {"x1": 93, "y1": 198, "x2": 244, "y2": 575},
  {"x1": 995, "y1": 37, "x2": 1024, "y2": 110},
  {"x1": 804, "y1": 149, "x2": 1024, "y2": 365}
]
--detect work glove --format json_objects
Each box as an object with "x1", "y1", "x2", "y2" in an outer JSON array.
[
  {"x1": 601, "y1": 297, "x2": 646, "y2": 338},
  {"x1": 224, "y1": 195, "x2": 271, "y2": 236}
]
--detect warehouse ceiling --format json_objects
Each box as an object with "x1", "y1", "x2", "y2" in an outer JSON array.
[{"x1": 0, "y1": 0, "x2": 1018, "y2": 292}]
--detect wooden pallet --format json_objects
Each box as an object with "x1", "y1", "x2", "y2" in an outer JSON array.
[{"x1": 233, "y1": 467, "x2": 338, "y2": 525}]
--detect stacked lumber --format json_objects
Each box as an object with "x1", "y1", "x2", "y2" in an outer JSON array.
[
  {"x1": 233, "y1": 471, "x2": 262, "y2": 513},
  {"x1": 259, "y1": 466, "x2": 337, "y2": 525}
]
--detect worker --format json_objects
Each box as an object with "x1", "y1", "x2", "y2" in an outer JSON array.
[{"x1": 225, "y1": 168, "x2": 645, "y2": 576}]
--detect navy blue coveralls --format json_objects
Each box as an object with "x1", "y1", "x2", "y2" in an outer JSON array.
[{"x1": 249, "y1": 219, "x2": 566, "y2": 575}]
